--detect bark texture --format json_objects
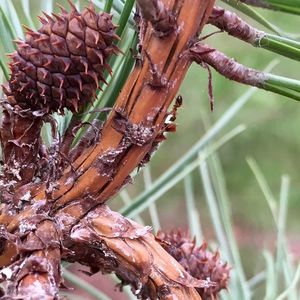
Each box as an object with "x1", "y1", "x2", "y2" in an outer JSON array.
[
  {"x1": 209, "y1": 6, "x2": 265, "y2": 44},
  {"x1": 190, "y1": 43, "x2": 267, "y2": 87},
  {"x1": 0, "y1": 105, "x2": 43, "y2": 191},
  {"x1": 1, "y1": 220, "x2": 62, "y2": 299},
  {"x1": 0, "y1": 0, "x2": 217, "y2": 299},
  {"x1": 68, "y1": 205, "x2": 210, "y2": 299},
  {"x1": 136, "y1": 0, "x2": 176, "y2": 36}
]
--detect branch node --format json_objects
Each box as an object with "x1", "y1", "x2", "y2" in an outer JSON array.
[{"x1": 136, "y1": 0, "x2": 176, "y2": 37}]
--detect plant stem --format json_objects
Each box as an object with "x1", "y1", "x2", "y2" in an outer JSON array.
[
  {"x1": 209, "y1": 7, "x2": 300, "y2": 62},
  {"x1": 104, "y1": 0, "x2": 113, "y2": 13},
  {"x1": 191, "y1": 43, "x2": 300, "y2": 102},
  {"x1": 221, "y1": 0, "x2": 282, "y2": 35},
  {"x1": 116, "y1": 0, "x2": 135, "y2": 37}
]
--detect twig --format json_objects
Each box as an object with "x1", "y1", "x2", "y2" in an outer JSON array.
[
  {"x1": 190, "y1": 42, "x2": 267, "y2": 87},
  {"x1": 208, "y1": 6, "x2": 265, "y2": 44}
]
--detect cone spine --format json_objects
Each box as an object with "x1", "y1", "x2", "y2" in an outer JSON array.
[{"x1": 4, "y1": 2, "x2": 119, "y2": 114}]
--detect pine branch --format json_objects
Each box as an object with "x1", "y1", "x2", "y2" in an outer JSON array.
[
  {"x1": 68, "y1": 205, "x2": 210, "y2": 299},
  {"x1": 190, "y1": 43, "x2": 267, "y2": 87},
  {"x1": 190, "y1": 42, "x2": 300, "y2": 101},
  {"x1": 209, "y1": 6, "x2": 265, "y2": 44},
  {"x1": 0, "y1": 0, "x2": 216, "y2": 299},
  {"x1": 209, "y1": 6, "x2": 300, "y2": 62}
]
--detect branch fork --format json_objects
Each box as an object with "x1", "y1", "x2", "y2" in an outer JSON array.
[{"x1": 0, "y1": 0, "x2": 218, "y2": 299}]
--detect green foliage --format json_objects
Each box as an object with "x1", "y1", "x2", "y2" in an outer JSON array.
[
  {"x1": 257, "y1": 35, "x2": 300, "y2": 62},
  {"x1": 223, "y1": 0, "x2": 300, "y2": 16}
]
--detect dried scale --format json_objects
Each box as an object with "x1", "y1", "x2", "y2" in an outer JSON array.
[{"x1": 157, "y1": 230, "x2": 230, "y2": 300}]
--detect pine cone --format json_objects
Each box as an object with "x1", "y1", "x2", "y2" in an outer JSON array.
[
  {"x1": 157, "y1": 230, "x2": 230, "y2": 300},
  {"x1": 3, "y1": 1, "x2": 119, "y2": 113}
]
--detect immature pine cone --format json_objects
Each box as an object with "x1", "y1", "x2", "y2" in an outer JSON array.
[
  {"x1": 157, "y1": 230, "x2": 230, "y2": 300},
  {"x1": 3, "y1": 1, "x2": 119, "y2": 113}
]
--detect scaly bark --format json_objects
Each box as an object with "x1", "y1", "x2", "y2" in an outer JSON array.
[
  {"x1": 67, "y1": 205, "x2": 210, "y2": 299},
  {"x1": 136, "y1": 0, "x2": 176, "y2": 36},
  {"x1": 0, "y1": 103, "x2": 43, "y2": 192},
  {"x1": 0, "y1": 220, "x2": 61, "y2": 299},
  {"x1": 0, "y1": 0, "x2": 216, "y2": 299},
  {"x1": 190, "y1": 43, "x2": 267, "y2": 87},
  {"x1": 209, "y1": 6, "x2": 265, "y2": 45}
]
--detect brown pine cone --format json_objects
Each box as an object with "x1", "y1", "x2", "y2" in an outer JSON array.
[
  {"x1": 157, "y1": 230, "x2": 230, "y2": 300},
  {"x1": 3, "y1": 1, "x2": 119, "y2": 114}
]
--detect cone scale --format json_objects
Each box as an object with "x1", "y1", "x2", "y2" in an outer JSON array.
[{"x1": 4, "y1": 1, "x2": 119, "y2": 113}]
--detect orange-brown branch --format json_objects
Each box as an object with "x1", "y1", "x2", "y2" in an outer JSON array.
[
  {"x1": 0, "y1": 0, "x2": 216, "y2": 298},
  {"x1": 68, "y1": 205, "x2": 210, "y2": 299},
  {"x1": 0, "y1": 0, "x2": 215, "y2": 228},
  {"x1": 38, "y1": 0, "x2": 214, "y2": 209}
]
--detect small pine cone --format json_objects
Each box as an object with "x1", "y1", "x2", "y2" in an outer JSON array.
[
  {"x1": 157, "y1": 230, "x2": 230, "y2": 300},
  {"x1": 4, "y1": 1, "x2": 119, "y2": 113}
]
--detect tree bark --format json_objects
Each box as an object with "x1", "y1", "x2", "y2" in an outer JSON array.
[
  {"x1": 67, "y1": 205, "x2": 209, "y2": 299},
  {"x1": 136, "y1": 0, "x2": 176, "y2": 36},
  {"x1": 0, "y1": 107, "x2": 43, "y2": 192},
  {"x1": 0, "y1": 0, "x2": 216, "y2": 298}
]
